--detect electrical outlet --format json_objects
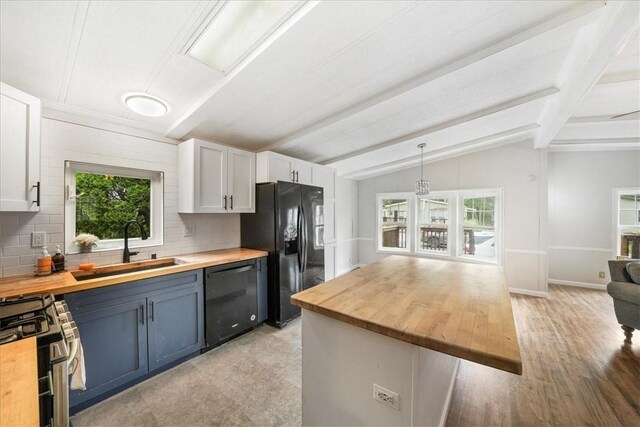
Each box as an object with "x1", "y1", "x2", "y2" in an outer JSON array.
[
  {"x1": 373, "y1": 384, "x2": 399, "y2": 410},
  {"x1": 183, "y1": 225, "x2": 195, "y2": 237},
  {"x1": 31, "y1": 232, "x2": 46, "y2": 248},
  {"x1": 598, "y1": 271, "x2": 605, "y2": 279}
]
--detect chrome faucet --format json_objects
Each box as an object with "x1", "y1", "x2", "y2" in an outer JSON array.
[{"x1": 123, "y1": 220, "x2": 148, "y2": 263}]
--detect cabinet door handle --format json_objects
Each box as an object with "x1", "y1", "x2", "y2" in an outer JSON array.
[
  {"x1": 292, "y1": 170, "x2": 296, "y2": 182},
  {"x1": 32, "y1": 182, "x2": 40, "y2": 207},
  {"x1": 150, "y1": 301, "x2": 155, "y2": 322},
  {"x1": 295, "y1": 171, "x2": 299, "y2": 183},
  {"x1": 140, "y1": 304, "x2": 145, "y2": 324},
  {"x1": 224, "y1": 195, "x2": 228, "y2": 210},
  {"x1": 230, "y1": 195, "x2": 233, "y2": 210}
]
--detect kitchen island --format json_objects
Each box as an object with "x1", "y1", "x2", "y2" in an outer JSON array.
[{"x1": 291, "y1": 255, "x2": 522, "y2": 426}]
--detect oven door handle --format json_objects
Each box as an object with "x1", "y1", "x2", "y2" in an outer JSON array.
[{"x1": 66, "y1": 338, "x2": 79, "y2": 368}]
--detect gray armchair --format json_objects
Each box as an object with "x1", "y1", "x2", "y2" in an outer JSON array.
[{"x1": 607, "y1": 260, "x2": 640, "y2": 345}]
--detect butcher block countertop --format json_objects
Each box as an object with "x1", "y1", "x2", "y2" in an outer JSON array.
[
  {"x1": 0, "y1": 337, "x2": 39, "y2": 427},
  {"x1": 0, "y1": 248, "x2": 267, "y2": 299},
  {"x1": 291, "y1": 255, "x2": 522, "y2": 375}
]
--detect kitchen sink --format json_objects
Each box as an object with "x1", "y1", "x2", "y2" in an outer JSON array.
[{"x1": 71, "y1": 258, "x2": 181, "y2": 281}]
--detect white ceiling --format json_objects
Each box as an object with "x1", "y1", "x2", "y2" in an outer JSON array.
[{"x1": 1, "y1": 1, "x2": 638, "y2": 178}]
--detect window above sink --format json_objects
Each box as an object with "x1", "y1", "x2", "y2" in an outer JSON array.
[{"x1": 64, "y1": 161, "x2": 164, "y2": 254}]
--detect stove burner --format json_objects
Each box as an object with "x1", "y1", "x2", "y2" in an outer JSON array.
[{"x1": 0, "y1": 293, "x2": 58, "y2": 345}]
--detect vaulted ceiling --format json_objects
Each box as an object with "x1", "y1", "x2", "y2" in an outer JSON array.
[{"x1": 1, "y1": 1, "x2": 638, "y2": 179}]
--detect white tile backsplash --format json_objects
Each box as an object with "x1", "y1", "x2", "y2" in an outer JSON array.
[{"x1": 0, "y1": 118, "x2": 241, "y2": 278}]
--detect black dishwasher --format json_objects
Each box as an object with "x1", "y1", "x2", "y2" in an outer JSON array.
[{"x1": 204, "y1": 260, "x2": 259, "y2": 349}]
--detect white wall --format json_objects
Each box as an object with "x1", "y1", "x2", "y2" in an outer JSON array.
[
  {"x1": 0, "y1": 117, "x2": 240, "y2": 278},
  {"x1": 334, "y1": 175, "x2": 359, "y2": 276},
  {"x1": 548, "y1": 150, "x2": 640, "y2": 287},
  {"x1": 357, "y1": 141, "x2": 548, "y2": 296}
]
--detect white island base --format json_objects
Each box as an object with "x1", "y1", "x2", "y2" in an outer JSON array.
[{"x1": 301, "y1": 309, "x2": 460, "y2": 427}]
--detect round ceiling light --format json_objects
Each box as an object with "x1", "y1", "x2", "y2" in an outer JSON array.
[{"x1": 123, "y1": 93, "x2": 169, "y2": 117}]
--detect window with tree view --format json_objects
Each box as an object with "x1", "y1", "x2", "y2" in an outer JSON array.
[
  {"x1": 76, "y1": 173, "x2": 151, "y2": 239},
  {"x1": 380, "y1": 198, "x2": 408, "y2": 250},
  {"x1": 616, "y1": 190, "x2": 640, "y2": 259},
  {"x1": 65, "y1": 162, "x2": 163, "y2": 253},
  {"x1": 461, "y1": 196, "x2": 496, "y2": 261},
  {"x1": 376, "y1": 189, "x2": 501, "y2": 264},
  {"x1": 417, "y1": 198, "x2": 449, "y2": 253}
]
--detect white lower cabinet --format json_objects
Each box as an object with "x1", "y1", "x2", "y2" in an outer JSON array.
[
  {"x1": 0, "y1": 82, "x2": 41, "y2": 212},
  {"x1": 178, "y1": 138, "x2": 255, "y2": 213}
]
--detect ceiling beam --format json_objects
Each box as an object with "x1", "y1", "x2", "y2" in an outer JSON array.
[
  {"x1": 317, "y1": 87, "x2": 558, "y2": 165},
  {"x1": 534, "y1": 1, "x2": 640, "y2": 148},
  {"x1": 566, "y1": 115, "x2": 640, "y2": 123},
  {"x1": 339, "y1": 126, "x2": 538, "y2": 180},
  {"x1": 552, "y1": 137, "x2": 640, "y2": 145},
  {"x1": 596, "y1": 71, "x2": 640, "y2": 85},
  {"x1": 548, "y1": 141, "x2": 640, "y2": 152},
  {"x1": 263, "y1": 1, "x2": 604, "y2": 152}
]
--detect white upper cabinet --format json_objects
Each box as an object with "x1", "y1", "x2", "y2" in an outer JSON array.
[
  {"x1": 257, "y1": 151, "x2": 315, "y2": 184},
  {"x1": 0, "y1": 82, "x2": 41, "y2": 212},
  {"x1": 256, "y1": 151, "x2": 294, "y2": 183},
  {"x1": 293, "y1": 159, "x2": 313, "y2": 185},
  {"x1": 178, "y1": 139, "x2": 255, "y2": 213},
  {"x1": 227, "y1": 147, "x2": 255, "y2": 213},
  {"x1": 257, "y1": 151, "x2": 335, "y2": 193}
]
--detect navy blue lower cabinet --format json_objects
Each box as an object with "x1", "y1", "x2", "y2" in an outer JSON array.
[
  {"x1": 70, "y1": 298, "x2": 148, "y2": 407},
  {"x1": 147, "y1": 284, "x2": 204, "y2": 372},
  {"x1": 66, "y1": 270, "x2": 205, "y2": 409}
]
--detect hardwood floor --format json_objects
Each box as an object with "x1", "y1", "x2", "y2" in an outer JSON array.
[{"x1": 446, "y1": 285, "x2": 640, "y2": 426}]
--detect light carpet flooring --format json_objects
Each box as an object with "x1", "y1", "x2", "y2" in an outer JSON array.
[{"x1": 72, "y1": 285, "x2": 639, "y2": 426}]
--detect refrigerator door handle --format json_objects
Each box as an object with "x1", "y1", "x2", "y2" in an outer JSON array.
[
  {"x1": 297, "y1": 205, "x2": 302, "y2": 272},
  {"x1": 300, "y1": 203, "x2": 307, "y2": 273}
]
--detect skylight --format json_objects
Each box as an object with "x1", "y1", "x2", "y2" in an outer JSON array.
[{"x1": 188, "y1": 1, "x2": 303, "y2": 73}]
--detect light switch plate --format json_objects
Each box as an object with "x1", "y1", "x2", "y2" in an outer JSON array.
[{"x1": 32, "y1": 231, "x2": 46, "y2": 247}]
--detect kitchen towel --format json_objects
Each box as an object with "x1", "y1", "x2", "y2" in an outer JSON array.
[{"x1": 70, "y1": 340, "x2": 87, "y2": 391}]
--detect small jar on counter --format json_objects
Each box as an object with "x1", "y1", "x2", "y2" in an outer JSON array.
[{"x1": 52, "y1": 245, "x2": 65, "y2": 272}]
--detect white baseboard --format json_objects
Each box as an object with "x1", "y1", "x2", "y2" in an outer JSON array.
[
  {"x1": 548, "y1": 279, "x2": 607, "y2": 290},
  {"x1": 438, "y1": 359, "x2": 461, "y2": 427},
  {"x1": 335, "y1": 264, "x2": 367, "y2": 278},
  {"x1": 509, "y1": 287, "x2": 549, "y2": 298}
]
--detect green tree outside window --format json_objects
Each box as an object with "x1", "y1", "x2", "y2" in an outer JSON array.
[{"x1": 75, "y1": 172, "x2": 151, "y2": 240}]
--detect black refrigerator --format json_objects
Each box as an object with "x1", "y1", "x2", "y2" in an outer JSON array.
[{"x1": 241, "y1": 181, "x2": 324, "y2": 327}]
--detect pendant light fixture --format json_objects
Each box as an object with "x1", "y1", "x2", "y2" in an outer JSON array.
[{"x1": 415, "y1": 143, "x2": 430, "y2": 195}]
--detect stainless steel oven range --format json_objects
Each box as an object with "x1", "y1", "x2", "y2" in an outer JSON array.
[{"x1": 0, "y1": 294, "x2": 80, "y2": 427}]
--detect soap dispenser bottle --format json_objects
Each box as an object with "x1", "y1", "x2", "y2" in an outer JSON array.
[
  {"x1": 36, "y1": 246, "x2": 52, "y2": 276},
  {"x1": 52, "y1": 245, "x2": 65, "y2": 273}
]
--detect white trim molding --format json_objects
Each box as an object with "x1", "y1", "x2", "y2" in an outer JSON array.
[
  {"x1": 548, "y1": 245, "x2": 612, "y2": 253},
  {"x1": 548, "y1": 279, "x2": 607, "y2": 291},
  {"x1": 43, "y1": 101, "x2": 179, "y2": 145},
  {"x1": 504, "y1": 248, "x2": 547, "y2": 255},
  {"x1": 509, "y1": 287, "x2": 549, "y2": 298}
]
